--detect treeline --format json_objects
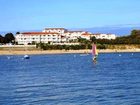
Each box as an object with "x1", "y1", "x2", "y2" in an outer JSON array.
[
  {"x1": 0, "y1": 30, "x2": 140, "y2": 50},
  {"x1": 0, "y1": 33, "x2": 15, "y2": 44},
  {"x1": 37, "y1": 43, "x2": 113, "y2": 50},
  {"x1": 38, "y1": 29, "x2": 140, "y2": 50},
  {"x1": 37, "y1": 43, "x2": 109, "y2": 50},
  {"x1": 93, "y1": 30, "x2": 140, "y2": 44},
  {"x1": 36, "y1": 43, "x2": 92, "y2": 50}
]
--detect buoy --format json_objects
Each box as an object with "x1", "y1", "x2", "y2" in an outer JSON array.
[{"x1": 119, "y1": 54, "x2": 121, "y2": 56}]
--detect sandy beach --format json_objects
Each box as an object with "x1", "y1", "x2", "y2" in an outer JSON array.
[{"x1": 0, "y1": 49, "x2": 140, "y2": 55}]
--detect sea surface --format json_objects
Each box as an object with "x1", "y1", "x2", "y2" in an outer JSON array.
[{"x1": 0, "y1": 53, "x2": 140, "y2": 105}]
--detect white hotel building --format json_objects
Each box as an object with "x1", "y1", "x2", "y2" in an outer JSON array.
[
  {"x1": 15, "y1": 28, "x2": 116, "y2": 45},
  {"x1": 92, "y1": 33, "x2": 116, "y2": 40}
]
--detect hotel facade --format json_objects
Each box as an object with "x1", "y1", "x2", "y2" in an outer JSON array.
[{"x1": 15, "y1": 28, "x2": 116, "y2": 45}]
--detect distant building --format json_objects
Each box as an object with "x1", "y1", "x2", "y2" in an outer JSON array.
[
  {"x1": 42, "y1": 28, "x2": 67, "y2": 34},
  {"x1": 81, "y1": 32, "x2": 92, "y2": 40},
  {"x1": 92, "y1": 33, "x2": 116, "y2": 40},
  {"x1": 64, "y1": 31, "x2": 85, "y2": 41},
  {"x1": 15, "y1": 28, "x2": 116, "y2": 45},
  {"x1": 15, "y1": 32, "x2": 61, "y2": 45}
]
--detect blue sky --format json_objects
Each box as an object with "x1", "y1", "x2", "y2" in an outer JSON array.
[{"x1": 0, "y1": 0, "x2": 140, "y2": 31}]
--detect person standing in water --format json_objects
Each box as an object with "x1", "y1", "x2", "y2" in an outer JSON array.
[{"x1": 92, "y1": 43, "x2": 98, "y2": 63}]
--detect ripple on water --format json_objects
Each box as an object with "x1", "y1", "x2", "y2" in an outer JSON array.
[{"x1": 0, "y1": 53, "x2": 140, "y2": 105}]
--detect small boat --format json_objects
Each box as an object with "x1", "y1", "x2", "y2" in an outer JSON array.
[
  {"x1": 23, "y1": 44, "x2": 30, "y2": 59},
  {"x1": 119, "y1": 54, "x2": 121, "y2": 57},
  {"x1": 7, "y1": 56, "x2": 11, "y2": 59},
  {"x1": 24, "y1": 55, "x2": 30, "y2": 59},
  {"x1": 92, "y1": 44, "x2": 98, "y2": 62}
]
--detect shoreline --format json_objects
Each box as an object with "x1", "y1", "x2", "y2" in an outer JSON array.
[{"x1": 0, "y1": 49, "x2": 140, "y2": 55}]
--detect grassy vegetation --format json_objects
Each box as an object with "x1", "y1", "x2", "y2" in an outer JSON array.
[
  {"x1": 37, "y1": 29, "x2": 140, "y2": 50},
  {"x1": 1, "y1": 30, "x2": 140, "y2": 51}
]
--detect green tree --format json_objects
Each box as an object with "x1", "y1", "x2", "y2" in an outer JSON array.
[
  {"x1": 131, "y1": 30, "x2": 137, "y2": 35},
  {"x1": 4, "y1": 33, "x2": 15, "y2": 44},
  {"x1": 130, "y1": 30, "x2": 140, "y2": 39},
  {"x1": 0, "y1": 35, "x2": 4, "y2": 43},
  {"x1": 90, "y1": 36, "x2": 96, "y2": 43},
  {"x1": 16, "y1": 32, "x2": 20, "y2": 34}
]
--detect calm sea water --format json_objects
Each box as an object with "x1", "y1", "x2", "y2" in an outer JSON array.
[{"x1": 0, "y1": 53, "x2": 140, "y2": 105}]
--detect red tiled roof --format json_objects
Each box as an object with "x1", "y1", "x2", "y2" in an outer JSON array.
[
  {"x1": 81, "y1": 35, "x2": 91, "y2": 36},
  {"x1": 92, "y1": 33, "x2": 101, "y2": 35},
  {"x1": 92, "y1": 33, "x2": 114, "y2": 35},
  {"x1": 81, "y1": 33, "x2": 91, "y2": 36}
]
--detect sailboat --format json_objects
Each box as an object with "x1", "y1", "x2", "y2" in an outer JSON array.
[
  {"x1": 23, "y1": 44, "x2": 30, "y2": 59},
  {"x1": 24, "y1": 54, "x2": 30, "y2": 59},
  {"x1": 92, "y1": 44, "x2": 98, "y2": 62}
]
